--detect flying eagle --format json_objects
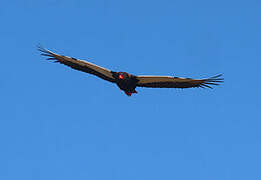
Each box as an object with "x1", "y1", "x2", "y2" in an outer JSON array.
[{"x1": 38, "y1": 47, "x2": 223, "y2": 96}]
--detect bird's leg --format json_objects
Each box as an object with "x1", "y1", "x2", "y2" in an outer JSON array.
[{"x1": 124, "y1": 91, "x2": 132, "y2": 96}]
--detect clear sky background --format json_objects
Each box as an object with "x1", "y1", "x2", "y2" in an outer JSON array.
[{"x1": 0, "y1": 0, "x2": 260, "y2": 179}]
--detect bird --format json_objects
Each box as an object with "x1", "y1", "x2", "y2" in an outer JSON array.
[{"x1": 38, "y1": 46, "x2": 223, "y2": 96}]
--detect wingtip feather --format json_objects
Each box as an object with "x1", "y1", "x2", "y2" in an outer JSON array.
[
  {"x1": 200, "y1": 74, "x2": 224, "y2": 89},
  {"x1": 37, "y1": 45, "x2": 59, "y2": 63}
]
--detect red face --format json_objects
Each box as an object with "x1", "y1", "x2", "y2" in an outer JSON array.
[{"x1": 119, "y1": 74, "x2": 125, "y2": 79}]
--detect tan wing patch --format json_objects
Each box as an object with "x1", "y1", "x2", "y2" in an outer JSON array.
[
  {"x1": 60, "y1": 55, "x2": 114, "y2": 80},
  {"x1": 137, "y1": 76, "x2": 198, "y2": 84}
]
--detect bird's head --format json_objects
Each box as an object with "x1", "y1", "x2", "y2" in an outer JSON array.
[{"x1": 117, "y1": 72, "x2": 129, "y2": 80}]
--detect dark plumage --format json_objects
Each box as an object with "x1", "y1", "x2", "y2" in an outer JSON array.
[{"x1": 38, "y1": 46, "x2": 224, "y2": 96}]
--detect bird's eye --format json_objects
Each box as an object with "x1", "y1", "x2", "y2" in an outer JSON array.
[{"x1": 119, "y1": 74, "x2": 125, "y2": 79}]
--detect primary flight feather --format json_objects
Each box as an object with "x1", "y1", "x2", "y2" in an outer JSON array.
[{"x1": 38, "y1": 46, "x2": 223, "y2": 96}]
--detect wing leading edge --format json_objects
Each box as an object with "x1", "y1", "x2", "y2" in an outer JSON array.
[
  {"x1": 38, "y1": 46, "x2": 116, "y2": 83},
  {"x1": 136, "y1": 74, "x2": 223, "y2": 88}
]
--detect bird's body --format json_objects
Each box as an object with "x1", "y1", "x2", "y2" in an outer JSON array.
[
  {"x1": 112, "y1": 72, "x2": 139, "y2": 96},
  {"x1": 38, "y1": 46, "x2": 223, "y2": 96}
]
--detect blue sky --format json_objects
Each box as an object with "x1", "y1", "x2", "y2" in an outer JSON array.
[{"x1": 1, "y1": 0, "x2": 261, "y2": 179}]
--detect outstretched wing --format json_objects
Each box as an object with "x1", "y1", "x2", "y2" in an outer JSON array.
[
  {"x1": 38, "y1": 46, "x2": 116, "y2": 83},
  {"x1": 136, "y1": 74, "x2": 223, "y2": 88}
]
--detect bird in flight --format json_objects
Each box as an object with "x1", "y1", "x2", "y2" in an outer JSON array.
[{"x1": 38, "y1": 46, "x2": 223, "y2": 96}]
